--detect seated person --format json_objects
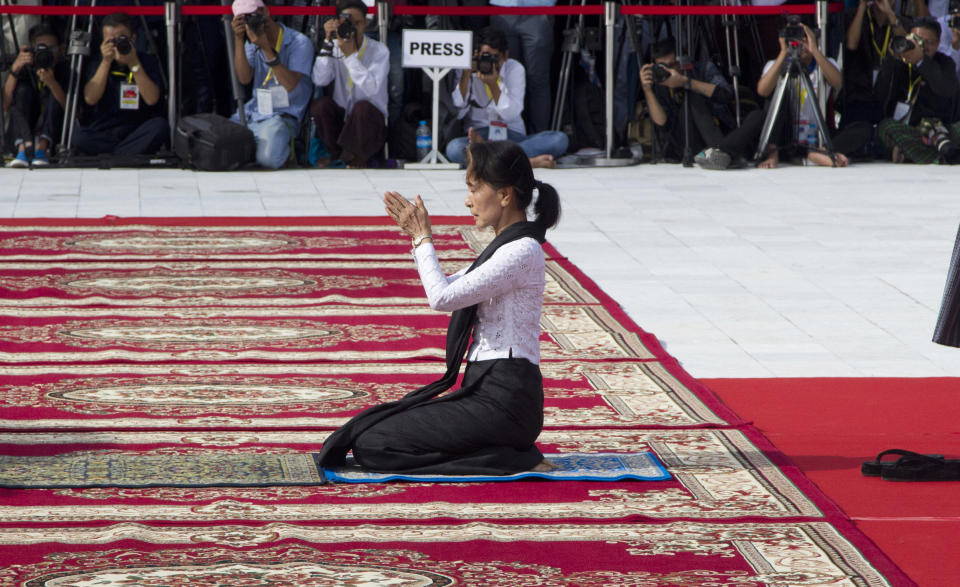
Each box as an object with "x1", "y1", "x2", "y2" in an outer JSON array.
[
  {"x1": 640, "y1": 37, "x2": 735, "y2": 164},
  {"x1": 445, "y1": 26, "x2": 568, "y2": 169},
  {"x1": 4, "y1": 23, "x2": 67, "y2": 167},
  {"x1": 310, "y1": 0, "x2": 389, "y2": 168},
  {"x1": 696, "y1": 22, "x2": 852, "y2": 169},
  {"x1": 877, "y1": 17, "x2": 960, "y2": 163},
  {"x1": 72, "y1": 12, "x2": 168, "y2": 156},
  {"x1": 230, "y1": 0, "x2": 313, "y2": 169}
]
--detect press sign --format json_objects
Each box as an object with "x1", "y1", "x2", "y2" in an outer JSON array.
[{"x1": 402, "y1": 30, "x2": 473, "y2": 69}]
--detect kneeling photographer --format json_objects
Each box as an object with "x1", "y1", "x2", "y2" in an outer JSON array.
[
  {"x1": 444, "y1": 26, "x2": 568, "y2": 169},
  {"x1": 309, "y1": 0, "x2": 389, "y2": 168},
  {"x1": 640, "y1": 37, "x2": 735, "y2": 164},
  {"x1": 3, "y1": 24, "x2": 66, "y2": 167},
  {"x1": 73, "y1": 12, "x2": 168, "y2": 158},
  {"x1": 877, "y1": 17, "x2": 960, "y2": 163},
  {"x1": 696, "y1": 19, "x2": 849, "y2": 169}
]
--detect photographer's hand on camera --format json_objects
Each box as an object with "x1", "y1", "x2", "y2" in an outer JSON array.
[
  {"x1": 639, "y1": 63, "x2": 655, "y2": 90},
  {"x1": 900, "y1": 36, "x2": 924, "y2": 64},
  {"x1": 11, "y1": 45, "x2": 33, "y2": 75},
  {"x1": 99, "y1": 37, "x2": 118, "y2": 64},
  {"x1": 231, "y1": 15, "x2": 248, "y2": 41}
]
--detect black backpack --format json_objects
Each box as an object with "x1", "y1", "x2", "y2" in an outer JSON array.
[{"x1": 174, "y1": 113, "x2": 255, "y2": 171}]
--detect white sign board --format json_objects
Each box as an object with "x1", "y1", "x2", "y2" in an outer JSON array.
[{"x1": 402, "y1": 29, "x2": 473, "y2": 69}]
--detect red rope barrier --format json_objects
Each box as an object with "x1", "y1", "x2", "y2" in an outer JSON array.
[{"x1": 0, "y1": 3, "x2": 843, "y2": 17}]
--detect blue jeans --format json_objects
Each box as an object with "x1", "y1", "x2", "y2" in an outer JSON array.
[
  {"x1": 247, "y1": 115, "x2": 299, "y2": 169},
  {"x1": 445, "y1": 127, "x2": 569, "y2": 166}
]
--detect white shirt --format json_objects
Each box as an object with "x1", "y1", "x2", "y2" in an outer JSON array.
[
  {"x1": 414, "y1": 237, "x2": 545, "y2": 364},
  {"x1": 311, "y1": 36, "x2": 390, "y2": 117},
  {"x1": 451, "y1": 58, "x2": 527, "y2": 135}
]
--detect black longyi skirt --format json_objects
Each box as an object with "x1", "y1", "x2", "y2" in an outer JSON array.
[
  {"x1": 934, "y1": 225, "x2": 960, "y2": 347},
  {"x1": 351, "y1": 358, "x2": 545, "y2": 475}
]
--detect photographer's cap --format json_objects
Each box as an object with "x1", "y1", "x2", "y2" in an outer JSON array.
[{"x1": 232, "y1": 0, "x2": 264, "y2": 16}]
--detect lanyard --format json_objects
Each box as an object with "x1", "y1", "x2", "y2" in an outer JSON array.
[
  {"x1": 262, "y1": 27, "x2": 285, "y2": 87},
  {"x1": 867, "y1": 11, "x2": 892, "y2": 62},
  {"x1": 907, "y1": 63, "x2": 921, "y2": 103},
  {"x1": 346, "y1": 38, "x2": 369, "y2": 92},
  {"x1": 482, "y1": 75, "x2": 502, "y2": 102},
  {"x1": 111, "y1": 70, "x2": 134, "y2": 84}
]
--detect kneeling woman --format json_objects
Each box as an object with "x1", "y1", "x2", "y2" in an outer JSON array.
[{"x1": 316, "y1": 140, "x2": 561, "y2": 478}]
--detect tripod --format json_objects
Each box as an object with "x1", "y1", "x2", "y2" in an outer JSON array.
[
  {"x1": 550, "y1": 0, "x2": 599, "y2": 133},
  {"x1": 753, "y1": 45, "x2": 834, "y2": 162},
  {"x1": 59, "y1": 0, "x2": 96, "y2": 154}
]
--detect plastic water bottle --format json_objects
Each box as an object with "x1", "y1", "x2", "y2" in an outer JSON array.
[{"x1": 416, "y1": 120, "x2": 431, "y2": 161}]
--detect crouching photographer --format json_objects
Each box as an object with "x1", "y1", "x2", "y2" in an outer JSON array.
[
  {"x1": 641, "y1": 37, "x2": 735, "y2": 165},
  {"x1": 72, "y1": 12, "x2": 168, "y2": 157},
  {"x1": 310, "y1": 0, "x2": 389, "y2": 168},
  {"x1": 444, "y1": 26, "x2": 568, "y2": 169},
  {"x1": 877, "y1": 17, "x2": 960, "y2": 163},
  {"x1": 3, "y1": 24, "x2": 66, "y2": 167}
]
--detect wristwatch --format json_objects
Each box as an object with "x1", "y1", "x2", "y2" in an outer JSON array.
[
  {"x1": 265, "y1": 54, "x2": 281, "y2": 67},
  {"x1": 412, "y1": 234, "x2": 432, "y2": 248},
  {"x1": 130, "y1": 64, "x2": 140, "y2": 74}
]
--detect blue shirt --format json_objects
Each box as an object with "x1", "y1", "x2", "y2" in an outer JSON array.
[{"x1": 234, "y1": 24, "x2": 314, "y2": 123}]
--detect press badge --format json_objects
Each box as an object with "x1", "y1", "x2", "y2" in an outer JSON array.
[
  {"x1": 119, "y1": 84, "x2": 139, "y2": 110},
  {"x1": 489, "y1": 119, "x2": 508, "y2": 142},
  {"x1": 256, "y1": 88, "x2": 274, "y2": 115},
  {"x1": 893, "y1": 101, "x2": 912, "y2": 122}
]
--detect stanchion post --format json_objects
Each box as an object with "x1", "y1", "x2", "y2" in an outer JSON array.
[
  {"x1": 165, "y1": 1, "x2": 177, "y2": 147},
  {"x1": 377, "y1": 0, "x2": 388, "y2": 45},
  {"x1": 816, "y1": 0, "x2": 828, "y2": 147},
  {"x1": 604, "y1": 0, "x2": 615, "y2": 159}
]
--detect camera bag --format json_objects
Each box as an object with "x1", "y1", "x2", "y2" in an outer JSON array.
[{"x1": 174, "y1": 113, "x2": 255, "y2": 171}]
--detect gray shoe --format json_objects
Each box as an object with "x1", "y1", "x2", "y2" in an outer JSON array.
[{"x1": 694, "y1": 147, "x2": 731, "y2": 170}]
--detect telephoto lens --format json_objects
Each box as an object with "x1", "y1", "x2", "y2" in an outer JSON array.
[
  {"x1": 112, "y1": 35, "x2": 133, "y2": 55},
  {"x1": 891, "y1": 35, "x2": 916, "y2": 54},
  {"x1": 652, "y1": 63, "x2": 672, "y2": 84},
  {"x1": 32, "y1": 44, "x2": 55, "y2": 70},
  {"x1": 336, "y1": 14, "x2": 355, "y2": 39},
  {"x1": 244, "y1": 12, "x2": 267, "y2": 34},
  {"x1": 476, "y1": 52, "x2": 497, "y2": 75}
]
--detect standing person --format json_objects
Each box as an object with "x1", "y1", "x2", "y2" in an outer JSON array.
[
  {"x1": 72, "y1": 12, "x2": 168, "y2": 157},
  {"x1": 230, "y1": 0, "x2": 314, "y2": 169},
  {"x1": 310, "y1": 0, "x2": 389, "y2": 168},
  {"x1": 317, "y1": 140, "x2": 561, "y2": 478},
  {"x1": 490, "y1": 0, "x2": 554, "y2": 133},
  {"x1": 3, "y1": 24, "x2": 67, "y2": 167}
]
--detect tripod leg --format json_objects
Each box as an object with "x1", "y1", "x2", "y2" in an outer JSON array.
[
  {"x1": 754, "y1": 73, "x2": 790, "y2": 161},
  {"x1": 796, "y1": 67, "x2": 836, "y2": 156}
]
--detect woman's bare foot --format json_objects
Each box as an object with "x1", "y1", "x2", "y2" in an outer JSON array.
[
  {"x1": 531, "y1": 458, "x2": 558, "y2": 472},
  {"x1": 757, "y1": 145, "x2": 779, "y2": 169},
  {"x1": 806, "y1": 150, "x2": 849, "y2": 167},
  {"x1": 467, "y1": 126, "x2": 485, "y2": 144},
  {"x1": 529, "y1": 154, "x2": 556, "y2": 169}
]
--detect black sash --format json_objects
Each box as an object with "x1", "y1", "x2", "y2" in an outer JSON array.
[{"x1": 314, "y1": 221, "x2": 546, "y2": 481}]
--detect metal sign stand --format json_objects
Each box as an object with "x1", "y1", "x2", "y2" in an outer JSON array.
[{"x1": 403, "y1": 65, "x2": 460, "y2": 170}]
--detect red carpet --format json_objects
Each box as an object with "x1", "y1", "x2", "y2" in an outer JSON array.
[{"x1": 703, "y1": 377, "x2": 960, "y2": 587}]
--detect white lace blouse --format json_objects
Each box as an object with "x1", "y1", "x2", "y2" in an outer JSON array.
[{"x1": 413, "y1": 237, "x2": 545, "y2": 365}]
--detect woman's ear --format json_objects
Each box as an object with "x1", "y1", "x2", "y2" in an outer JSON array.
[{"x1": 498, "y1": 186, "x2": 514, "y2": 208}]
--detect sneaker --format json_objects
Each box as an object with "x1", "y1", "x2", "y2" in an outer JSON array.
[
  {"x1": 5, "y1": 152, "x2": 29, "y2": 168},
  {"x1": 32, "y1": 149, "x2": 50, "y2": 166},
  {"x1": 694, "y1": 147, "x2": 732, "y2": 170}
]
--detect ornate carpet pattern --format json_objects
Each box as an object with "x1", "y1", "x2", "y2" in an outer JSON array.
[{"x1": 0, "y1": 217, "x2": 910, "y2": 585}]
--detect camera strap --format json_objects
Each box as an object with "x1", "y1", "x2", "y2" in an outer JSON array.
[
  {"x1": 111, "y1": 70, "x2": 135, "y2": 84},
  {"x1": 261, "y1": 26, "x2": 285, "y2": 87}
]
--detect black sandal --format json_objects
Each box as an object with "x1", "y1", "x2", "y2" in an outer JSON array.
[
  {"x1": 861, "y1": 449, "x2": 944, "y2": 477},
  {"x1": 880, "y1": 453, "x2": 960, "y2": 482}
]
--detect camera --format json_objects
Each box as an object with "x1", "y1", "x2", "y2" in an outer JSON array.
[
  {"x1": 243, "y1": 11, "x2": 267, "y2": 35},
  {"x1": 475, "y1": 52, "x2": 498, "y2": 75},
  {"x1": 111, "y1": 35, "x2": 133, "y2": 55},
  {"x1": 891, "y1": 33, "x2": 921, "y2": 54},
  {"x1": 335, "y1": 13, "x2": 356, "y2": 40},
  {"x1": 652, "y1": 63, "x2": 672, "y2": 84},
  {"x1": 27, "y1": 44, "x2": 55, "y2": 70},
  {"x1": 780, "y1": 15, "x2": 805, "y2": 41}
]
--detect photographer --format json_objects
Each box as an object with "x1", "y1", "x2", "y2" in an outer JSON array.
[
  {"x1": 843, "y1": 0, "x2": 909, "y2": 124},
  {"x1": 3, "y1": 24, "x2": 66, "y2": 167},
  {"x1": 640, "y1": 37, "x2": 735, "y2": 164},
  {"x1": 444, "y1": 26, "x2": 568, "y2": 168},
  {"x1": 697, "y1": 21, "x2": 850, "y2": 169},
  {"x1": 309, "y1": 0, "x2": 389, "y2": 168},
  {"x1": 72, "y1": 13, "x2": 168, "y2": 157},
  {"x1": 876, "y1": 18, "x2": 960, "y2": 163},
  {"x1": 230, "y1": 0, "x2": 314, "y2": 169}
]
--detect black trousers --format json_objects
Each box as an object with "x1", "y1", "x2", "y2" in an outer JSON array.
[
  {"x1": 934, "y1": 224, "x2": 960, "y2": 347},
  {"x1": 72, "y1": 116, "x2": 169, "y2": 156},
  {"x1": 717, "y1": 106, "x2": 872, "y2": 160},
  {"x1": 352, "y1": 358, "x2": 545, "y2": 475},
  {"x1": 9, "y1": 82, "x2": 63, "y2": 148},
  {"x1": 660, "y1": 92, "x2": 726, "y2": 160},
  {"x1": 310, "y1": 97, "x2": 387, "y2": 165}
]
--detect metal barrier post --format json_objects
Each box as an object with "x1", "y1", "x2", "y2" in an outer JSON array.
[
  {"x1": 165, "y1": 1, "x2": 177, "y2": 147},
  {"x1": 377, "y1": 0, "x2": 388, "y2": 45},
  {"x1": 816, "y1": 0, "x2": 828, "y2": 147},
  {"x1": 604, "y1": 0, "x2": 615, "y2": 158}
]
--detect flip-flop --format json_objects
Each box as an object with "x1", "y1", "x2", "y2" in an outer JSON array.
[
  {"x1": 861, "y1": 449, "x2": 943, "y2": 477},
  {"x1": 880, "y1": 453, "x2": 960, "y2": 482}
]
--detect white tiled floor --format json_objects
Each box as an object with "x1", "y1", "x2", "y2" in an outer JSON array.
[{"x1": 3, "y1": 163, "x2": 959, "y2": 378}]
